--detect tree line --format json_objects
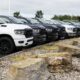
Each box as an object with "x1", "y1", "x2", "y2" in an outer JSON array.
[
  {"x1": 52, "y1": 15, "x2": 80, "y2": 21},
  {"x1": 13, "y1": 10, "x2": 80, "y2": 21}
]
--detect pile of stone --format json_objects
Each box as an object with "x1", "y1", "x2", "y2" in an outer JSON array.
[{"x1": 0, "y1": 51, "x2": 72, "y2": 80}]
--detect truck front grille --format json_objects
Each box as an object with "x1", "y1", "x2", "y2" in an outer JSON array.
[
  {"x1": 73, "y1": 28, "x2": 77, "y2": 32},
  {"x1": 24, "y1": 29, "x2": 33, "y2": 38},
  {"x1": 77, "y1": 28, "x2": 80, "y2": 31},
  {"x1": 59, "y1": 27, "x2": 65, "y2": 33},
  {"x1": 40, "y1": 29, "x2": 46, "y2": 35}
]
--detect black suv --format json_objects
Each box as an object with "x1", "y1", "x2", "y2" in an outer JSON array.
[
  {"x1": 36, "y1": 18, "x2": 59, "y2": 41},
  {"x1": 16, "y1": 17, "x2": 47, "y2": 44}
]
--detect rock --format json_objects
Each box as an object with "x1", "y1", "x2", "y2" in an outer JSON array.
[
  {"x1": 37, "y1": 52, "x2": 72, "y2": 73},
  {"x1": 0, "y1": 58, "x2": 53, "y2": 80},
  {"x1": 13, "y1": 58, "x2": 52, "y2": 80},
  {"x1": 72, "y1": 41, "x2": 78, "y2": 46},
  {"x1": 0, "y1": 61, "x2": 18, "y2": 80}
]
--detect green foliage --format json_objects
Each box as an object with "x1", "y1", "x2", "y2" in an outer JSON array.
[
  {"x1": 52, "y1": 15, "x2": 80, "y2": 21},
  {"x1": 13, "y1": 12, "x2": 20, "y2": 17},
  {"x1": 35, "y1": 10, "x2": 44, "y2": 18},
  {"x1": 77, "y1": 16, "x2": 80, "y2": 21}
]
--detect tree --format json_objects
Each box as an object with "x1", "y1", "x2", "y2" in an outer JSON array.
[
  {"x1": 35, "y1": 10, "x2": 44, "y2": 18},
  {"x1": 52, "y1": 15, "x2": 78, "y2": 21},
  {"x1": 13, "y1": 12, "x2": 20, "y2": 17},
  {"x1": 77, "y1": 16, "x2": 80, "y2": 22},
  {"x1": 52, "y1": 15, "x2": 59, "y2": 20}
]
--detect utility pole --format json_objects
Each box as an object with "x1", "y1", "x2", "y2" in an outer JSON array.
[{"x1": 9, "y1": 0, "x2": 11, "y2": 15}]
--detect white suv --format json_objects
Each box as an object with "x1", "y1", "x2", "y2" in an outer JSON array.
[{"x1": 0, "y1": 19, "x2": 33, "y2": 54}]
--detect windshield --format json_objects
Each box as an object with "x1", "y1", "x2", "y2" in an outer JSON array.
[
  {"x1": 44, "y1": 20, "x2": 54, "y2": 24},
  {"x1": 8, "y1": 16, "x2": 23, "y2": 24},
  {"x1": 0, "y1": 16, "x2": 23, "y2": 24},
  {"x1": 58, "y1": 21, "x2": 72, "y2": 25},
  {"x1": 50, "y1": 20, "x2": 61, "y2": 25},
  {"x1": 71, "y1": 22, "x2": 80, "y2": 26},
  {"x1": 0, "y1": 18, "x2": 5, "y2": 24},
  {"x1": 28, "y1": 18, "x2": 40, "y2": 24},
  {"x1": 17, "y1": 18, "x2": 29, "y2": 24},
  {"x1": 39, "y1": 19, "x2": 51, "y2": 24},
  {"x1": 0, "y1": 17, "x2": 12, "y2": 23}
]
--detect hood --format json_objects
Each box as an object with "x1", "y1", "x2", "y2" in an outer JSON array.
[
  {"x1": 28, "y1": 24, "x2": 40, "y2": 29},
  {"x1": 34, "y1": 24, "x2": 46, "y2": 29},
  {"x1": 27, "y1": 23, "x2": 46, "y2": 30},
  {"x1": 42, "y1": 23, "x2": 54, "y2": 29},
  {"x1": 73, "y1": 24, "x2": 80, "y2": 28},
  {"x1": 62, "y1": 24, "x2": 76, "y2": 28},
  {"x1": 4, "y1": 23, "x2": 32, "y2": 29},
  {"x1": 55, "y1": 24, "x2": 64, "y2": 28}
]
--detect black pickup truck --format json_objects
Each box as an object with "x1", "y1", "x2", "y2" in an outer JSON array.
[
  {"x1": 36, "y1": 18, "x2": 59, "y2": 41},
  {"x1": 46, "y1": 20, "x2": 67, "y2": 39},
  {"x1": 16, "y1": 17, "x2": 47, "y2": 44}
]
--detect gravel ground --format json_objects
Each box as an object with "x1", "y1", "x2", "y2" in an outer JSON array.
[
  {"x1": 1, "y1": 37, "x2": 80, "y2": 80},
  {"x1": 49, "y1": 57, "x2": 80, "y2": 80},
  {"x1": 1, "y1": 57, "x2": 80, "y2": 80}
]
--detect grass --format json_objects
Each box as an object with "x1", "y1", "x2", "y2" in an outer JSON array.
[
  {"x1": 10, "y1": 55, "x2": 26, "y2": 62},
  {"x1": 37, "y1": 52, "x2": 70, "y2": 58},
  {"x1": 10, "y1": 53, "x2": 38, "y2": 62},
  {"x1": 32, "y1": 45, "x2": 59, "y2": 51},
  {"x1": 41, "y1": 45, "x2": 59, "y2": 50}
]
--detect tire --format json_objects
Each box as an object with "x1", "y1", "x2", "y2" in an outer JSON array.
[
  {"x1": 0, "y1": 37, "x2": 15, "y2": 54},
  {"x1": 65, "y1": 33, "x2": 69, "y2": 39},
  {"x1": 60, "y1": 36, "x2": 65, "y2": 40}
]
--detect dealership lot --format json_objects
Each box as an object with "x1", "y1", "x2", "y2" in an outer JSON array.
[
  {"x1": 1, "y1": 15, "x2": 80, "y2": 80},
  {"x1": 0, "y1": 15, "x2": 80, "y2": 55}
]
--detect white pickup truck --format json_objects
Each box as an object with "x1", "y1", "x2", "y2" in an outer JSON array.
[
  {"x1": 52, "y1": 20, "x2": 77, "y2": 38},
  {"x1": 60, "y1": 21, "x2": 77, "y2": 37},
  {"x1": 0, "y1": 19, "x2": 33, "y2": 54}
]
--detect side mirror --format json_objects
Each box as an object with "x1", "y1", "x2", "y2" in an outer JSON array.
[{"x1": 24, "y1": 22, "x2": 27, "y2": 24}]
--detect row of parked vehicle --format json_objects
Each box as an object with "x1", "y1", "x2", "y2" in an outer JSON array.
[{"x1": 0, "y1": 15, "x2": 80, "y2": 54}]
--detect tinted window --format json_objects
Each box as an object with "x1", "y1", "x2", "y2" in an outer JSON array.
[
  {"x1": 28, "y1": 18, "x2": 40, "y2": 24},
  {"x1": 0, "y1": 18, "x2": 5, "y2": 24},
  {"x1": 8, "y1": 16, "x2": 23, "y2": 24},
  {"x1": 39, "y1": 19, "x2": 53, "y2": 24},
  {"x1": 17, "y1": 18, "x2": 29, "y2": 24},
  {"x1": 0, "y1": 17, "x2": 11, "y2": 23}
]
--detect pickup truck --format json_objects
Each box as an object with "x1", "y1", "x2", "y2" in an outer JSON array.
[
  {"x1": 59, "y1": 21, "x2": 78, "y2": 37},
  {"x1": 36, "y1": 18, "x2": 59, "y2": 41},
  {"x1": 15, "y1": 17, "x2": 47, "y2": 44},
  {"x1": 66, "y1": 21, "x2": 80, "y2": 37},
  {"x1": 0, "y1": 16, "x2": 33, "y2": 54},
  {"x1": 46, "y1": 20, "x2": 66, "y2": 39},
  {"x1": 52, "y1": 20, "x2": 77, "y2": 38}
]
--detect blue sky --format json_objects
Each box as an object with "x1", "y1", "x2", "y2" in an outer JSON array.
[{"x1": 0, "y1": 0, "x2": 80, "y2": 18}]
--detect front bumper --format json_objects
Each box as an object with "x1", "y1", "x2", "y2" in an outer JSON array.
[
  {"x1": 33, "y1": 34, "x2": 46, "y2": 43},
  {"x1": 76, "y1": 31, "x2": 80, "y2": 36},
  {"x1": 67, "y1": 33, "x2": 76, "y2": 37},
  {"x1": 47, "y1": 32, "x2": 58, "y2": 40},
  {"x1": 58, "y1": 31, "x2": 66, "y2": 39},
  {"x1": 14, "y1": 37, "x2": 33, "y2": 47}
]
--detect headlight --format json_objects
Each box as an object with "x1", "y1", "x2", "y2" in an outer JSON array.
[
  {"x1": 46, "y1": 28, "x2": 52, "y2": 32},
  {"x1": 14, "y1": 29, "x2": 25, "y2": 35},
  {"x1": 67, "y1": 28, "x2": 73, "y2": 31},
  {"x1": 57, "y1": 28, "x2": 60, "y2": 31},
  {"x1": 33, "y1": 29, "x2": 40, "y2": 33}
]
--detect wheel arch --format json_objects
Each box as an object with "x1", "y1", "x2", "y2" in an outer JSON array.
[{"x1": 0, "y1": 34, "x2": 15, "y2": 46}]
